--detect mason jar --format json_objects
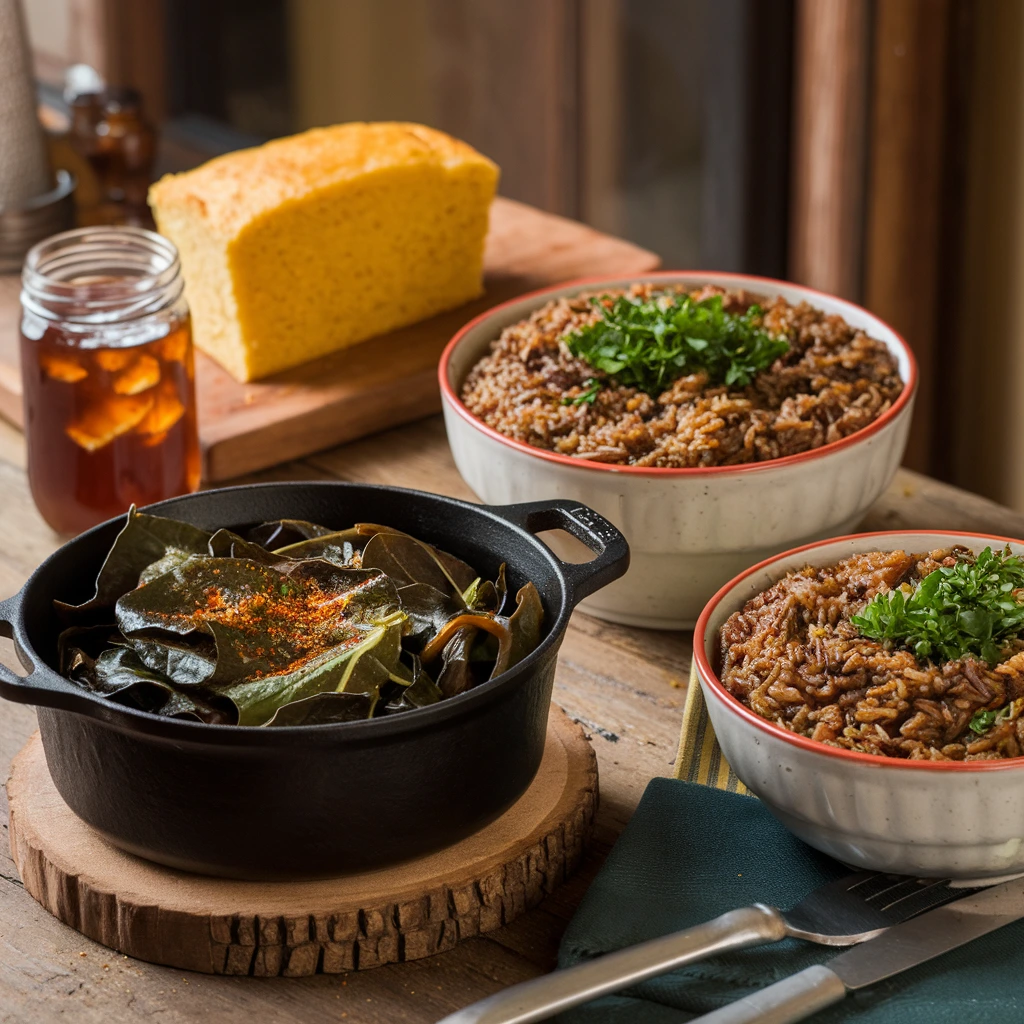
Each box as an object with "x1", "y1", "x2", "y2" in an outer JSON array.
[{"x1": 20, "y1": 226, "x2": 200, "y2": 535}]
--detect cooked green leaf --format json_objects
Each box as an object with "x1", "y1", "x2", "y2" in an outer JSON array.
[
  {"x1": 362, "y1": 531, "x2": 476, "y2": 601},
  {"x1": 505, "y1": 583, "x2": 544, "y2": 669},
  {"x1": 69, "y1": 646, "x2": 230, "y2": 723},
  {"x1": 56, "y1": 512, "x2": 544, "y2": 726},
  {"x1": 115, "y1": 557, "x2": 403, "y2": 688},
  {"x1": 435, "y1": 627, "x2": 479, "y2": 699},
  {"x1": 245, "y1": 519, "x2": 335, "y2": 550},
  {"x1": 381, "y1": 655, "x2": 443, "y2": 713},
  {"x1": 398, "y1": 582, "x2": 463, "y2": 651},
  {"x1": 207, "y1": 529, "x2": 282, "y2": 564},
  {"x1": 56, "y1": 506, "x2": 211, "y2": 619},
  {"x1": 220, "y1": 614, "x2": 404, "y2": 725},
  {"x1": 419, "y1": 613, "x2": 511, "y2": 665},
  {"x1": 264, "y1": 691, "x2": 375, "y2": 726},
  {"x1": 58, "y1": 624, "x2": 125, "y2": 673}
]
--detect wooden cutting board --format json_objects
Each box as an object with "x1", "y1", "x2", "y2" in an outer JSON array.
[
  {"x1": 0, "y1": 198, "x2": 659, "y2": 482},
  {"x1": 8, "y1": 708, "x2": 597, "y2": 976}
]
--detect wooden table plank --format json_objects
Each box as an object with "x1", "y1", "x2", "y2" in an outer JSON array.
[{"x1": 2, "y1": 420, "x2": 1024, "y2": 1022}]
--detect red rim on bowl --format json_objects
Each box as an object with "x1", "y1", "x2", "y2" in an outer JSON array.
[
  {"x1": 693, "y1": 530, "x2": 1024, "y2": 772},
  {"x1": 439, "y1": 270, "x2": 920, "y2": 478}
]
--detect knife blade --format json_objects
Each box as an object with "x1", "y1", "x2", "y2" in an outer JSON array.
[{"x1": 692, "y1": 874, "x2": 1024, "y2": 1024}]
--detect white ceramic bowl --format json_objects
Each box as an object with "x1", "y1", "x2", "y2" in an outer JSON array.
[
  {"x1": 694, "y1": 531, "x2": 1024, "y2": 879},
  {"x1": 439, "y1": 272, "x2": 917, "y2": 629}
]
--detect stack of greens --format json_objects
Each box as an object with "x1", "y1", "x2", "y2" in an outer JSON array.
[
  {"x1": 56, "y1": 509, "x2": 543, "y2": 727},
  {"x1": 851, "y1": 546, "x2": 1024, "y2": 737},
  {"x1": 563, "y1": 291, "x2": 790, "y2": 402},
  {"x1": 851, "y1": 547, "x2": 1024, "y2": 666}
]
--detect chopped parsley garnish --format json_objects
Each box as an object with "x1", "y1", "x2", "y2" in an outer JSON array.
[
  {"x1": 969, "y1": 708, "x2": 1000, "y2": 735},
  {"x1": 562, "y1": 378, "x2": 602, "y2": 406},
  {"x1": 564, "y1": 292, "x2": 790, "y2": 398},
  {"x1": 851, "y1": 547, "x2": 1024, "y2": 665}
]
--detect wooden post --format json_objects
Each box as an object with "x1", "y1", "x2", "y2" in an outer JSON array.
[
  {"x1": 788, "y1": 0, "x2": 871, "y2": 300},
  {"x1": 863, "y1": 0, "x2": 954, "y2": 473}
]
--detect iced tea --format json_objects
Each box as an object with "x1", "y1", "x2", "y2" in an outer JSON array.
[{"x1": 20, "y1": 227, "x2": 200, "y2": 535}]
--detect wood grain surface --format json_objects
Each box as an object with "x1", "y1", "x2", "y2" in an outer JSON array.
[
  {"x1": 2, "y1": 409, "x2": 1024, "y2": 1021},
  {"x1": 788, "y1": 0, "x2": 871, "y2": 300},
  {"x1": 0, "y1": 198, "x2": 659, "y2": 482},
  {"x1": 7, "y1": 710, "x2": 596, "y2": 977}
]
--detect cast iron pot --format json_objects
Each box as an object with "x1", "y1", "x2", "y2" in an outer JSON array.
[{"x1": 0, "y1": 482, "x2": 628, "y2": 880}]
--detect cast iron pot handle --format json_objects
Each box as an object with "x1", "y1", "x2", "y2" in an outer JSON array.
[
  {"x1": 0, "y1": 590, "x2": 91, "y2": 712},
  {"x1": 0, "y1": 590, "x2": 41, "y2": 699},
  {"x1": 487, "y1": 500, "x2": 630, "y2": 606}
]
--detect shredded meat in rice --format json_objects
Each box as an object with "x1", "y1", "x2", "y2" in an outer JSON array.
[
  {"x1": 719, "y1": 548, "x2": 1024, "y2": 761},
  {"x1": 460, "y1": 284, "x2": 904, "y2": 468}
]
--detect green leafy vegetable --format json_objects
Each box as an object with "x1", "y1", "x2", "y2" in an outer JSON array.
[
  {"x1": 264, "y1": 691, "x2": 375, "y2": 727},
  {"x1": 505, "y1": 582, "x2": 544, "y2": 668},
  {"x1": 56, "y1": 507, "x2": 212, "y2": 619},
  {"x1": 851, "y1": 547, "x2": 1024, "y2": 665},
  {"x1": 564, "y1": 292, "x2": 790, "y2": 397},
  {"x1": 245, "y1": 519, "x2": 335, "y2": 550},
  {"x1": 55, "y1": 510, "x2": 545, "y2": 727},
  {"x1": 361, "y1": 531, "x2": 476, "y2": 602}
]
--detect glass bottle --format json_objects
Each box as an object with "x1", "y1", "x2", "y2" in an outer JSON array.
[
  {"x1": 93, "y1": 88, "x2": 157, "y2": 226},
  {"x1": 20, "y1": 226, "x2": 200, "y2": 535}
]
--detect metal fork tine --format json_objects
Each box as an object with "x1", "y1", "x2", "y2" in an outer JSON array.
[
  {"x1": 861, "y1": 876, "x2": 939, "y2": 909},
  {"x1": 843, "y1": 874, "x2": 909, "y2": 903},
  {"x1": 876, "y1": 880, "x2": 966, "y2": 919}
]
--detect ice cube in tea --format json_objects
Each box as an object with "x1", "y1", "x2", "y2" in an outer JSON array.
[{"x1": 112, "y1": 354, "x2": 161, "y2": 395}]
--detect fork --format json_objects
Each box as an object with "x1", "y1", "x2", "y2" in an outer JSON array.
[{"x1": 436, "y1": 872, "x2": 967, "y2": 1024}]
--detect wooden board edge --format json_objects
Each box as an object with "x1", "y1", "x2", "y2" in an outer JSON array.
[
  {"x1": 202, "y1": 368, "x2": 441, "y2": 482},
  {"x1": 7, "y1": 709, "x2": 597, "y2": 976}
]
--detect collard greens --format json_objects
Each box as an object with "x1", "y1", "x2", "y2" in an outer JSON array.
[{"x1": 57, "y1": 508, "x2": 544, "y2": 727}]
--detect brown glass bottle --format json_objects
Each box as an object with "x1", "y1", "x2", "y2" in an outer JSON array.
[{"x1": 67, "y1": 88, "x2": 156, "y2": 227}]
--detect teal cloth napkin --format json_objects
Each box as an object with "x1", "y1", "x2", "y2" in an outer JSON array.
[{"x1": 556, "y1": 778, "x2": 1023, "y2": 1022}]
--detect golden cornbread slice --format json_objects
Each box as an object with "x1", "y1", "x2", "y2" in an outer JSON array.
[{"x1": 148, "y1": 122, "x2": 499, "y2": 381}]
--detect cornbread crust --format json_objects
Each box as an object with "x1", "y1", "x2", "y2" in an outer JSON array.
[{"x1": 149, "y1": 122, "x2": 499, "y2": 381}]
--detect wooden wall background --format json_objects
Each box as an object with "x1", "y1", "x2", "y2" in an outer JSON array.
[{"x1": 788, "y1": 0, "x2": 965, "y2": 478}]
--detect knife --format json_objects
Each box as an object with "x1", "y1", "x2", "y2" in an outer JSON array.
[{"x1": 690, "y1": 874, "x2": 1024, "y2": 1024}]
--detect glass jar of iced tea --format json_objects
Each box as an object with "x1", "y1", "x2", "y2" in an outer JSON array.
[{"x1": 20, "y1": 226, "x2": 200, "y2": 535}]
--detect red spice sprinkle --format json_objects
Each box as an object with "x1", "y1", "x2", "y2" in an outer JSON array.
[{"x1": 143, "y1": 569, "x2": 396, "y2": 679}]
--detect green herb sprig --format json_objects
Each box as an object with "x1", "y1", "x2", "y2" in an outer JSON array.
[
  {"x1": 851, "y1": 547, "x2": 1024, "y2": 665},
  {"x1": 561, "y1": 378, "x2": 602, "y2": 406},
  {"x1": 969, "y1": 697, "x2": 1024, "y2": 735},
  {"x1": 564, "y1": 292, "x2": 790, "y2": 398},
  {"x1": 969, "y1": 708, "x2": 1000, "y2": 735}
]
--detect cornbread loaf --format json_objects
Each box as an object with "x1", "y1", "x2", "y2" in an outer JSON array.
[{"x1": 148, "y1": 122, "x2": 499, "y2": 381}]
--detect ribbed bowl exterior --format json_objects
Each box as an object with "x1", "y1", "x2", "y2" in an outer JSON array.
[
  {"x1": 696, "y1": 531, "x2": 1024, "y2": 879},
  {"x1": 441, "y1": 272, "x2": 917, "y2": 629}
]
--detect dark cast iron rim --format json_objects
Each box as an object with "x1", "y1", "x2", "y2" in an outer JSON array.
[{"x1": 0, "y1": 480, "x2": 629, "y2": 748}]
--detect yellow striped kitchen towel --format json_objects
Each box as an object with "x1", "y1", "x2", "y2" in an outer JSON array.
[{"x1": 674, "y1": 660, "x2": 751, "y2": 795}]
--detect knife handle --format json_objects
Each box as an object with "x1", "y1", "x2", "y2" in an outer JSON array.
[
  {"x1": 435, "y1": 904, "x2": 788, "y2": 1024},
  {"x1": 689, "y1": 965, "x2": 848, "y2": 1024}
]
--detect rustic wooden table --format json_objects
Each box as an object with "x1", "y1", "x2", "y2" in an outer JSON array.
[{"x1": 2, "y1": 414, "x2": 1024, "y2": 1023}]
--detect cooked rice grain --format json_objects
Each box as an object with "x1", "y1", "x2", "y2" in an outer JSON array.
[
  {"x1": 460, "y1": 284, "x2": 904, "y2": 468},
  {"x1": 719, "y1": 548, "x2": 1024, "y2": 761}
]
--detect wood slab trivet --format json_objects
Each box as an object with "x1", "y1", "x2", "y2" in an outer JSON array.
[
  {"x1": 6, "y1": 707, "x2": 596, "y2": 976},
  {"x1": 0, "y1": 197, "x2": 659, "y2": 481}
]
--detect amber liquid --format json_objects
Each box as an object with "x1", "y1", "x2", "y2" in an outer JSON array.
[{"x1": 21, "y1": 316, "x2": 201, "y2": 535}]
